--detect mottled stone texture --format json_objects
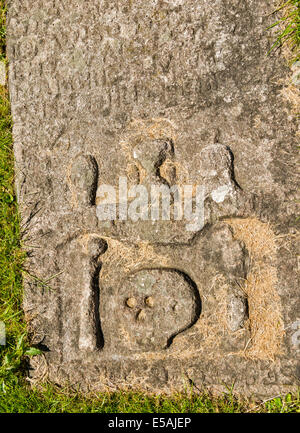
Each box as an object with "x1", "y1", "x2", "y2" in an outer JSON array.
[{"x1": 7, "y1": 0, "x2": 299, "y2": 397}]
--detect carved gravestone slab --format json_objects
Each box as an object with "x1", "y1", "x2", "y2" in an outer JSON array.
[{"x1": 7, "y1": 0, "x2": 299, "y2": 396}]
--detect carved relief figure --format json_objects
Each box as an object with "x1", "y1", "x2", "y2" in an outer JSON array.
[{"x1": 64, "y1": 121, "x2": 252, "y2": 358}]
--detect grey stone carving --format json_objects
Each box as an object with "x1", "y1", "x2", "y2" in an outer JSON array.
[
  {"x1": 113, "y1": 269, "x2": 201, "y2": 352},
  {"x1": 62, "y1": 145, "x2": 250, "y2": 358},
  {"x1": 69, "y1": 154, "x2": 98, "y2": 207},
  {"x1": 7, "y1": 0, "x2": 299, "y2": 396},
  {"x1": 133, "y1": 138, "x2": 175, "y2": 186}
]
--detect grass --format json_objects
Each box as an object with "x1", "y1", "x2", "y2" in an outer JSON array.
[
  {"x1": 269, "y1": 0, "x2": 300, "y2": 62},
  {"x1": 0, "y1": 382, "x2": 299, "y2": 414},
  {"x1": 0, "y1": 0, "x2": 37, "y2": 401},
  {"x1": 0, "y1": 0, "x2": 299, "y2": 413}
]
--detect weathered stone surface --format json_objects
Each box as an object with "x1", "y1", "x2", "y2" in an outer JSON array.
[{"x1": 7, "y1": 0, "x2": 299, "y2": 396}]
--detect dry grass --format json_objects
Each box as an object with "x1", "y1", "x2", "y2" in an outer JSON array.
[
  {"x1": 160, "y1": 158, "x2": 190, "y2": 185},
  {"x1": 226, "y1": 218, "x2": 285, "y2": 361},
  {"x1": 280, "y1": 80, "x2": 300, "y2": 115},
  {"x1": 100, "y1": 237, "x2": 171, "y2": 284},
  {"x1": 167, "y1": 275, "x2": 231, "y2": 361},
  {"x1": 97, "y1": 217, "x2": 285, "y2": 363}
]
